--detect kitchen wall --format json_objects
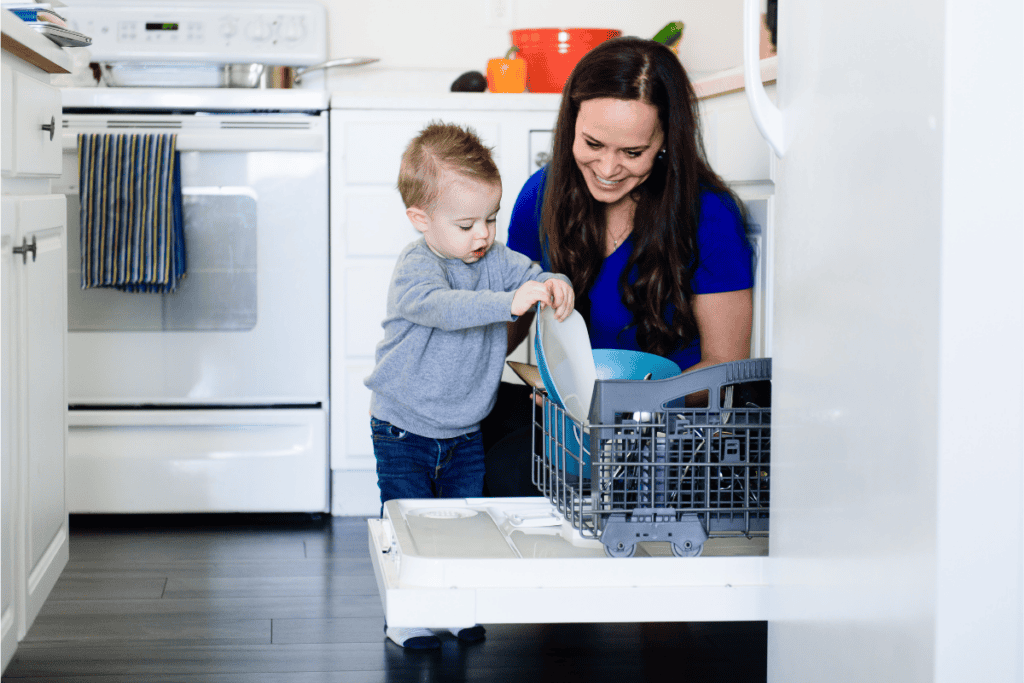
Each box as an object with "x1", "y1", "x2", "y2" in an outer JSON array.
[{"x1": 315, "y1": 0, "x2": 747, "y2": 92}]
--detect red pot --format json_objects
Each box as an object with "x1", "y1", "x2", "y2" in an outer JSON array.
[{"x1": 510, "y1": 28, "x2": 622, "y2": 93}]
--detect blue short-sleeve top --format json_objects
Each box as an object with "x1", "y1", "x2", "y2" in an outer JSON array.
[{"x1": 507, "y1": 166, "x2": 754, "y2": 371}]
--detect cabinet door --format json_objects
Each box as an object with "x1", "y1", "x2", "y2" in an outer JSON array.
[
  {"x1": 1, "y1": 198, "x2": 18, "y2": 670},
  {"x1": 738, "y1": 194, "x2": 773, "y2": 359},
  {"x1": 699, "y1": 87, "x2": 774, "y2": 184},
  {"x1": 528, "y1": 130, "x2": 553, "y2": 174},
  {"x1": 16, "y1": 195, "x2": 69, "y2": 630},
  {"x1": 12, "y1": 73, "x2": 62, "y2": 177},
  {"x1": 1, "y1": 64, "x2": 12, "y2": 176}
]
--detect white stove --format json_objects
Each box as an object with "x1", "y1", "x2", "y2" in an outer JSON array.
[{"x1": 55, "y1": 0, "x2": 334, "y2": 514}]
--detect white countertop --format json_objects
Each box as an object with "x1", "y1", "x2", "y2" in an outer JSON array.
[
  {"x1": 329, "y1": 57, "x2": 777, "y2": 110},
  {"x1": 53, "y1": 56, "x2": 775, "y2": 112},
  {"x1": 692, "y1": 56, "x2": 777, "y2": 99},
  {"x1": 330, "y1": 90, "x2": 562, "y2": 111},
  {"x1": 1, "y1": 9, "x2": 72, "y2": 73}
]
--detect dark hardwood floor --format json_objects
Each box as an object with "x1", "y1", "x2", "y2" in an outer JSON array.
[{"x1": 2, "y1": 514, "x2": 766, "y2": 682}]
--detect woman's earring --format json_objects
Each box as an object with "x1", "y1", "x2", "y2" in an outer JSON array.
[{"x1": 656, "y1": 149, "x2": 666, "y2": 160}]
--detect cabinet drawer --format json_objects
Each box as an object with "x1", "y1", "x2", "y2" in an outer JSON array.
[
  {"x1": 12, "y1": 72, "x2": 62, "y2": 177},
  {"x1": 343, "y1": 119, "x2": 500, "y2": 185}
]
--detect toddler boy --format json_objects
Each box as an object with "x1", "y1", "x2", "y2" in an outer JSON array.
[{"x1": 364, "y1": 122, "x2": 573, "y2": 650}]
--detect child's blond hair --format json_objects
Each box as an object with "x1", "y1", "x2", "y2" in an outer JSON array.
[{"x1": 397, "y1": 121, "x2": 500, "y2": 211}]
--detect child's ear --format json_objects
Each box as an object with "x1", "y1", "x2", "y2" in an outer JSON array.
[{"x1": 406, "y1": 206, "x2": 429, "y2": 234}]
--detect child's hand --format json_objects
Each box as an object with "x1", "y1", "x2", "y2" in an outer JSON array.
[
  {"x1": 545, "y1": 279, "x2": 575, "y2": 322},
  {"x1": 511, "y1": 280, "x2": 553, "y2": 317}
]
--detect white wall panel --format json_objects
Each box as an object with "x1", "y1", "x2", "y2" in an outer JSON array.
[{"x1": 319, "y1": 0, "x2": 746, "y2": 76}]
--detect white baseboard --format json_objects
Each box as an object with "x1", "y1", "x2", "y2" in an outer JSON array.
[{"x1": 331, "y1": 469, "x2": 381, "y2": 517}]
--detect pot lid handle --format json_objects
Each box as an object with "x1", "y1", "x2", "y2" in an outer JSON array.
[{"x1": 295, "y1": 57, "x2": 379, "y2": 82}]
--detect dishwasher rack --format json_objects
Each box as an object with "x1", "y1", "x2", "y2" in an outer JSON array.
[{"x1": 533, "y1": 358, "x2": 772, "y2": 558}]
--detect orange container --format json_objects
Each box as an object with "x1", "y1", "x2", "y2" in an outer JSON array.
[
  {"x1": 511, "y1": 28, "x2": 622, "y2": 93},
  {"x1": 487, "y1": 48, "x2": 527, "y2": 93}
]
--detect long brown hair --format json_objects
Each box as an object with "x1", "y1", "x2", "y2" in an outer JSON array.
[{"x1": 543, "y1": 37, "x2": 745, "y2": 356}]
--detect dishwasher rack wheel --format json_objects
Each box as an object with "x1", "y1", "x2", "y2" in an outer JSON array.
[
  {"x1": 599, "y1": 510, "x2": 709, "y2": 558},
  {"x1": 671, "y1": 540, "x2": 703, "y2": 558}
]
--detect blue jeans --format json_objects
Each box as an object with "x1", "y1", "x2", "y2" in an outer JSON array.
[{"x1": 371, "y1": 417, "x2": 486, "y2": 513}]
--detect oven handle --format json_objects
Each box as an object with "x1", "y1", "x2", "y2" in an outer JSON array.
[{"x1": 62, "y1": 131, "x2": 325, "y2": 152}]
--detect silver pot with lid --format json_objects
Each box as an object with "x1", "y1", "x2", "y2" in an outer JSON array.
[
  {"x1": 222, "y1": 57, "x2": 380, "y2": 88},
  {"x1": 98, "y1": 57, "x2": 379, "y2": 88}
]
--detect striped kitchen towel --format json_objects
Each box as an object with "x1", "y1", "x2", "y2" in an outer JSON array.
[{"x1": 78, "y1": 133, "x2": 186, "y2": 293}]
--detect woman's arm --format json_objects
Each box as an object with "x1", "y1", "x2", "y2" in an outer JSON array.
[
  {"x1": 688, "y1": 288, "x2": 753, "y2": 371},
  {"x1": 682, "y1": 289, "x2": 752, "y2": 407}
]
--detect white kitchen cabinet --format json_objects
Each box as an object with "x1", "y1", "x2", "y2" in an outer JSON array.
[
  {"x1": 1, "y1": 29, "x2": 64, "y2": 180},
  {"x1": 1, "y1": 15, "x2": 71, "y2": 672},
  {"x1": 1, "y1": 197, "x2": 18, "y2": 671},
  {"x1": 0, "y1": 195, "x2": 70, "y2": 673},
  {"x1": 9, "y1": 195, "x2": 68, "y2": 628},
  {"x1": 328, "y1": 95, "x2": 561, "y2": 515},
  {"x1": 10, "y1": 71, "x2": 62, "y2": 177}
]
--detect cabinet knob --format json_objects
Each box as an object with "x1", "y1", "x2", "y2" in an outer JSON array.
[
  {"x1": 40, "y1": 116, "x2": 56, "y2": 142},
  {"x1": 12, "y1": 236, "x2": 37, "y2": 264},
  {"x1": 534, "y1": 151, "x2": 551, "y2": 168}
]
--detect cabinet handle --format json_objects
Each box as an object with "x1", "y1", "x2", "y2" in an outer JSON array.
[
  {"x1": 41, "y1": 116, "x2": 56, "y2": 142},
  {"x1": 534, "y1": 151, "x2": 551, "y2": 168},
  {"x1": 12, "y1": 236, "x2": 37, "y2": 264}
]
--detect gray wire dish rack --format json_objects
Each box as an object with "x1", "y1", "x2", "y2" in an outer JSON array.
[{"x1": 533, "y1": 358, "x2": 772, "y2": 558}]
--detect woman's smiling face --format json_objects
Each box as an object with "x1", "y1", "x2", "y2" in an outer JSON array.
[{"x1": 572, "y1": 97, "x2": 665, "y2": 207}]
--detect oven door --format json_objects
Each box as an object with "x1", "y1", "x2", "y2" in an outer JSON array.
[{"x1": 57, "y1": 112, "x2": 328, "y2": 405}]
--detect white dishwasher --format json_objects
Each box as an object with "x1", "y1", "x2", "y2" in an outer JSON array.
[
  {"x1": 369, "y1": 498, "x2": 768, "y2": 627},
  {"x1": 369, "y1": 356, "x2": 772, "y2": 627}
]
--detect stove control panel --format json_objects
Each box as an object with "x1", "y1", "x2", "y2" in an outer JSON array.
[{"x1": 61, "y1": 0, "x2": 327, "y2": 66}]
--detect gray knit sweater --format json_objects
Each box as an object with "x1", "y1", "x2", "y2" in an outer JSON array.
[{"x1": 365, "y1": 238, "x2": 568, "y2": 439}]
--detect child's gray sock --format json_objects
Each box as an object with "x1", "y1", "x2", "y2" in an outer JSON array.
[{"x1": 385, "y1": 625, "x2": 441, "y2": 649}]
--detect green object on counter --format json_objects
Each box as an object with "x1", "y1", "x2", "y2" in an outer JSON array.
[{"x1": 652, "y1": 21, "x2": 684, "y2": 48}]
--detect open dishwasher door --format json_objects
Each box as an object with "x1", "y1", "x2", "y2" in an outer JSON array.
[{"x1": 367, "y1": 498, "x2": 768, "y2": 628}]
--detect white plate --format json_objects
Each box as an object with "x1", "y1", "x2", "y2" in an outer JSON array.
[{"x1": 536, "y1": 306, "x2": 597, "y2": 424}]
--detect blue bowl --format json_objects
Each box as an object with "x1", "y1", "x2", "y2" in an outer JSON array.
[
  {"x1": 543, "y1": 349, "x2": 681, "y2": 479},
  {"x1": 592, "y1": 349, "x2": 681, "y2": 381}
]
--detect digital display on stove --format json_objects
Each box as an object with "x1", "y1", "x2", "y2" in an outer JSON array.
[{"x1": 146, "y1": 22, "x2": 179, "y2": 31}]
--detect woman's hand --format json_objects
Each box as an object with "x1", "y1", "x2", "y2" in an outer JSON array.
[{"x1": 544, "y1": 279, "x2": 575, "y2": 321}]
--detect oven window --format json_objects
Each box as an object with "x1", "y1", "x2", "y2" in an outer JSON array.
[{"x1": 68, "y1": 190, "x2": 258, "y2": 332}]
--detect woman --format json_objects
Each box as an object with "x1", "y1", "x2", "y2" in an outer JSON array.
[{"x1": 483, "y1": 37, "x2": 755, "y2": 497}]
